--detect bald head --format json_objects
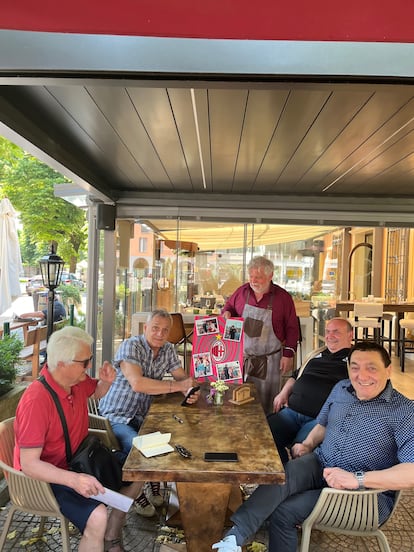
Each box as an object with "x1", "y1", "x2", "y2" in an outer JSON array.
[{"x1": 324, "y1": 317, "x2": 353, "y2": 353}]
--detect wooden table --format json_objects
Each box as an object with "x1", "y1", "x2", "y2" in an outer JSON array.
[
  {"x1": 123, "y1": 384, "x2": 284, "y2": 552},
  {"x1": 0, "y1": 319, "x2": 37, "y2": 339}
]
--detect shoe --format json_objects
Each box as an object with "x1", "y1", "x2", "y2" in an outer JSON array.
[
  {"x1": 147, "y1": 481, "x2": 164, "y2": 507},
  {"x1": 211, "y1": 535, "x2": 241, "y2": 551},
  {"x1": 134, "y1": 493, "x2": 156, "y2": 517}
]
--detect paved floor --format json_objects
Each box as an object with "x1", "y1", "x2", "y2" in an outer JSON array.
[{"x1": 1, "y1": 485, "x2": 414, "y2": 551}]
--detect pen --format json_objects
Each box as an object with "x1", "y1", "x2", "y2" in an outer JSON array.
[{"x1": 172, "y1": 414, "x2": 184, "y2": 424}]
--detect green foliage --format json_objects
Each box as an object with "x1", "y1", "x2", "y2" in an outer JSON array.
[
  {"x1": 57, "y1": 284, "x2": 82, "y2": 308},
  {"x1": 0, "y1": 136, "x2": 88, "y2": 269},
  {"x1": 0, "y1": 334, "x2": 23, "y2": 396}
]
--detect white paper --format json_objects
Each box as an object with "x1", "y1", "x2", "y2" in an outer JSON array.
[
  {"x1": 132, "y1": 431, "x2": 174, "y2": 457},
  {"x1": 94, "y1": 487, "x2": 134, "y2": 512}
]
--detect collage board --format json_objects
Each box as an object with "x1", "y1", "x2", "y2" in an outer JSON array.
[{"x1": 190, "y1": 315, "x2": 244, "y2": 384}]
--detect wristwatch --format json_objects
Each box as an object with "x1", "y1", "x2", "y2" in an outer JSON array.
[{"x1": 354, "y1": 471, "x2": 365, "y2": 489}]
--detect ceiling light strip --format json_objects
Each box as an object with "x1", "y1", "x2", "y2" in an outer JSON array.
[{"x1": 190, "y1": 88, "x2": 207, "y2": 190}]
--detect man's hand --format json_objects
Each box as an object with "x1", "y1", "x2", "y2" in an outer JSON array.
[
  {"x1": 273, "y1": 392, "x2": 288, "y2": 412},
  {"x1": 323, "y1": 467, "x2": 359, "y2": 490},
  {"x1": 98, "y1": 360, "x2": 116, "y2": 383},
  {"x1": 72, "y1": 472, "x2": 105, "y2": 498},
  {"x1": 222, "y1": 311, "x2": 231, "y2": 320},
  {"x1": 179, "y1": 377, "x2": 200, "y2": 403},
  {"x1": 280, "y1": 356, "x2": 294, "y2": 375},
  {"x1": 291, "y1": 442, "x2": 313, "y2": 458}
]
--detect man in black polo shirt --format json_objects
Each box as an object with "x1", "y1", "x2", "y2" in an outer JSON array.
[{"x1": 267, "y1": 317, "x2": 352, "y2": 464}]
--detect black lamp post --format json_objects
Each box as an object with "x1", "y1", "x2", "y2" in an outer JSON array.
[{"x1": 39, "y1": 245, "x2": 65, "y2": 341}]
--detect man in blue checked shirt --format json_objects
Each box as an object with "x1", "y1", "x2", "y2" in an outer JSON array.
[
  {"x1": 99, "y1": 308, "x2": 199, "y2": 518},
  {"x1": 212, "y1": 340, "x2": 414, "y2": 552}
]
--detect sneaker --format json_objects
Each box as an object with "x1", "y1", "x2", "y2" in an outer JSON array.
[
  {"x1": 147, "y1": 481, "x2": 164, "y2": 507},
  {"x1": 211, "y1": 535, "x2": 241, "y2": 551},
  {"x1": 134, "y1": 493, "x2": 156, "y2": 517}
]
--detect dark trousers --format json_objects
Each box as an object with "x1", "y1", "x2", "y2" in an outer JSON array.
[
  {"x1": 267, "y1": 408, "x2": 317, "y2": 464},
  {"x1": 231, "y1": 453, "x2": 325, "y2": 552}
]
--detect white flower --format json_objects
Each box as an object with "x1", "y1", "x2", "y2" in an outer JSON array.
[{"x1": 210, "y1": 380, "x2": 229, "y2": 393}]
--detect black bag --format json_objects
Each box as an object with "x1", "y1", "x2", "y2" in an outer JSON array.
[
  {"x1": 70, "y1": 434, "x2": 123, "y2": 491},
  {"x1": 39, "y1": 376, "x2": 123, "y2": 491}
]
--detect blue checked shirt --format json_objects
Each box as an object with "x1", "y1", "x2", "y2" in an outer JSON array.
[
  {"x1": 99, "y1": 335, "x2": 181, "y2": 428},
  {"x1": 315, "y1": 379, "x2": 414, "y2": 519}
]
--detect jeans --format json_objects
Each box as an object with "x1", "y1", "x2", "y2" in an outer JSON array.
[
  {"x1": 267, "y1": 407, "x2": 317, "y2": 464},
  {"x1": 111, "y1": 421, "x2": 140, "y2": 463},
  {"x1": 230, "y1": 453, "x2": 325, "y2": 552}
]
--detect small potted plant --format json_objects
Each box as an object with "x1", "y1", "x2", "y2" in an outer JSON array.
[
  {"x1": 207, "y1": 379, "x2": 229, "y2": 406},
  {"x1": 0, "y1": 333, "x2": 23, "y2": 397}
]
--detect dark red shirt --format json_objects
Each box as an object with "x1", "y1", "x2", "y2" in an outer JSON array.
[{"x1": 223, "y1": 282, "x2": 299, "y2": 357}]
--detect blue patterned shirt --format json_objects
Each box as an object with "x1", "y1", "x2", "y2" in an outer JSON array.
[
  {"x1": 99, "y1": 335, "x2": 181, "y2": 427},
  {"x1": 315, "y1": 379, "x2": 414, "y2": 518}
]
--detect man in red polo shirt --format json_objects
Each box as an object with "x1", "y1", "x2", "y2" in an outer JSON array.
[{"x1": 14, "y1": 326, "x2": 140, "y2": 552}]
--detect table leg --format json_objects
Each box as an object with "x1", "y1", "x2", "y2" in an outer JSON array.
[{"x1": 176, "y1": 482, "x2": 232, "y2": 552}]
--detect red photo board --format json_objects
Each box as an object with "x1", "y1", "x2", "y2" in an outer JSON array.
[{"x1": 190, "y1": 315, "x2": 244, "y2": 384}]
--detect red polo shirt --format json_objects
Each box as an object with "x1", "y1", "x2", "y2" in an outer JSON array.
[{"x1": 14, "y1": 365, "x2": 97, "y2": 470}]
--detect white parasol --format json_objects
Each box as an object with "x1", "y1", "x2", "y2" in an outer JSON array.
[{"x1": 0, "y1": 198, "x2": 23, "y2": 315}]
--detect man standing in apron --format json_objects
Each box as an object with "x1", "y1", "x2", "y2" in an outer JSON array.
[{"x1": 223, "y1": 256, "x2": 299, "y2": 414}]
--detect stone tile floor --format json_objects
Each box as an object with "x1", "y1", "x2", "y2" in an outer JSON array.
[{"x1": 1, "y1": 486, "x2": 414, "y2": 551}]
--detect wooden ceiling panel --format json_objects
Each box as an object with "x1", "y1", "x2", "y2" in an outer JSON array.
[
  {"x1": 233, "y1": 89, "x2": 290, "y2": 193},
  {"x1": 284, "y1": 88, "x2": 374, "y2": 191},
  {"x1": 254, "y1": 88, "x2": 332, "y2": 192},
  {"x1": 127, "y1": 87, "x2": 193, "y2": 190},
  {"x1": 313, "y1": 89, "x2": 414, "y2": 193},
  {"x1": 2, "y1": 77, "x2": 414, "y2": 211},
  {"x1": 208, "y1": 89, "x2": 249, "y2": 193},
  {"x1": 86, "y1": 85, "x2": 165, "y2": 190}
]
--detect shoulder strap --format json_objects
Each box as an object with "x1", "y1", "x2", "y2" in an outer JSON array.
[{"x1": 38, "y1": 375, "x2": 72, "y2": 462}]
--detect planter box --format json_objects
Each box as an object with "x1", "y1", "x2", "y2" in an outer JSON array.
[{"x1": 0, "y1": 384, "x2": 27, "y2": 422}]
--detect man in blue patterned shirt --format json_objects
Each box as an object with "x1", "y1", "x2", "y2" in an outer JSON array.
[
  {"x1": 212, "y1": 341, "x2": 414, "y2": 552},
  {"x1": 99, "y1": 308, "x2": 198, "y2": 517}
]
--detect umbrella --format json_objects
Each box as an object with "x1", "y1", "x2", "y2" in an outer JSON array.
[{"x1": 0, "y1": 198, "x2": 23, "y2": 315}]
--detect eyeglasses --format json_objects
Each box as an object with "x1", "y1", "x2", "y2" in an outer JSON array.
[{"x1": 71, "y1": 355, "x2": 94, "y2": 369}]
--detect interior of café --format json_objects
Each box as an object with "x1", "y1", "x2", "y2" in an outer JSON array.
[{"x1": 95, "y1": 218, "x2": 414, "y2": 370}]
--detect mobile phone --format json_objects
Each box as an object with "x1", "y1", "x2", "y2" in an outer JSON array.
[
  {"x1": 204, "y1": 452, "x2": 238, "y2": 462},
  {"x1": 181, "y1": 385, "x2": 200, "y2": 406}
]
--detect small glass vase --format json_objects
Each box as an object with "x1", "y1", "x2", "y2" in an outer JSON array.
[{"x1": 213, "y1": 391, "x2": 224, "y2": 406}]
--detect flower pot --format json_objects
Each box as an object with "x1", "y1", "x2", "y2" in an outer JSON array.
[{"x1": 213, "y1": 391, "x2": 224, "y2": 406}]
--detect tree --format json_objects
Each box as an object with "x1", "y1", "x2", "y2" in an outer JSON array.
[{"x1": 0, "y1": 136, "x2": 87, "y2": 272}]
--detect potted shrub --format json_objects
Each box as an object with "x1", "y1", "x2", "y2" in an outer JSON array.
[{"x1": 0, "y1": 333, "x2": 23, "y2": 397}]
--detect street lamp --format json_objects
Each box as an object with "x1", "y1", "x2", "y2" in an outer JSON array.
[{"x1": 39, "y1": 245, "x2": 65, "y2": 340}]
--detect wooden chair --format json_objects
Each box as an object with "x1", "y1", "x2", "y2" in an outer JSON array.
[
  {"x1": 169, "y1": 313, "x2": 193, "y2": 372},
  {"x1": 0, "y1": 417, "x2": 71, "y2": 552},
  {"x1": 18, "y1": 325, "x2": 48, "y2": 380},
  {"x1": 299, "y1": 487, "x2": 401, "y2": 552}
]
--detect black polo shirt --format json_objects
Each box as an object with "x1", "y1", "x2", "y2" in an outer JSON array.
[{"x1": 288, "y1": 347, "x2": 350, "y2": 418}]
